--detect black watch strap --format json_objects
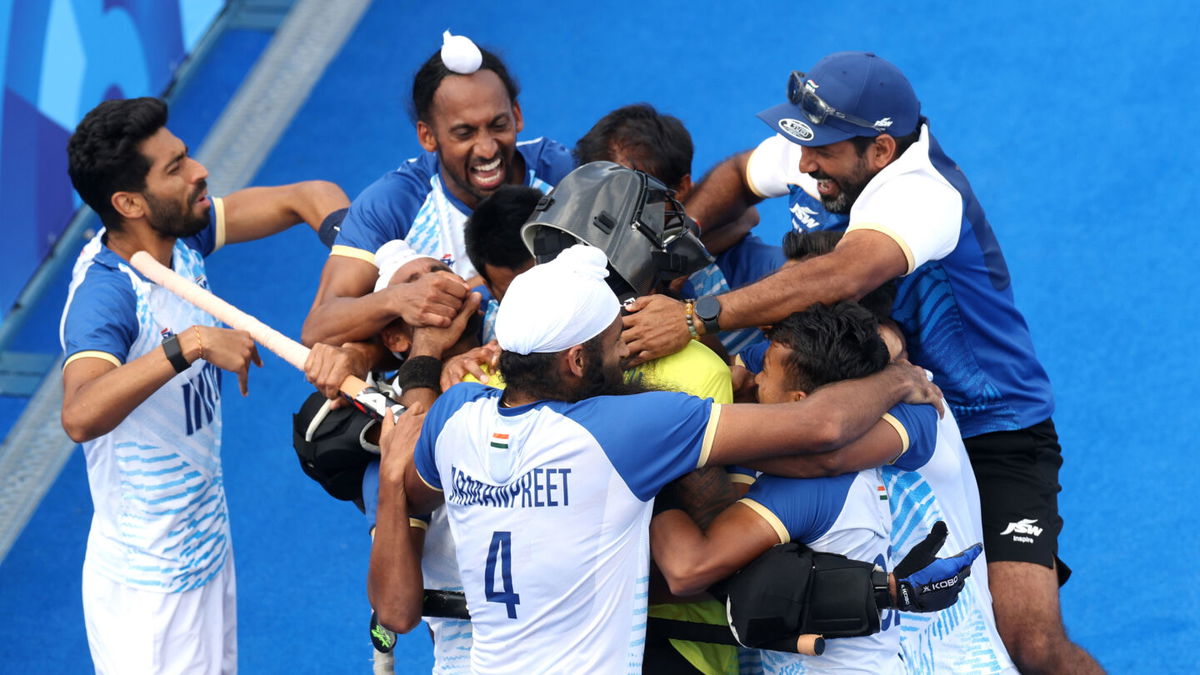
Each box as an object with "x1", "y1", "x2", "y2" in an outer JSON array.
[
  {"x1": 694, "y1": 296, "x2": 722, "y2": 335},
  {"x1": 162, "y1": 334, "x2": 190, "y2": 373}
]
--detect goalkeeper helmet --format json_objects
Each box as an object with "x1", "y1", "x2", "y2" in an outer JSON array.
[{"x1": 521, "y1": 161, "x2": 712, "y2": 302}]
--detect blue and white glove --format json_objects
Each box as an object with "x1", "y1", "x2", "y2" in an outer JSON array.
[{"x1": 893, "y1": 521, "x2": 982, "y2": 613}]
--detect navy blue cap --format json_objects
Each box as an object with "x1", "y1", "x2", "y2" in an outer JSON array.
[{"x1": 757, "y1": 52, "x2": 920, "y2": 147}]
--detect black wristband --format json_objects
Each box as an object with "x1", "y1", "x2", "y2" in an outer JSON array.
[
  {"x1": 162, "y1": 334, "x2": 190, "y2": 373},
  {"x1": 396, "y1": 355, "x2": 442, "y2": 392}
]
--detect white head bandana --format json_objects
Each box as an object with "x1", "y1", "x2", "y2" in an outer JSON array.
[
  {"x1": 441, "y1": 30, "x2": 482, "y2": 74},
  {"x1": 495, "y1": 244, "x2": 620, "y2": 355},
  {"x1": 374, "y1": 239, "x2": 436, "y2": 292}
]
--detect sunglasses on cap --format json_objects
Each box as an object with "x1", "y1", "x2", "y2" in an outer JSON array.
[{"x1": 787, "y1": 71, "x2": 893, "y2": 134}]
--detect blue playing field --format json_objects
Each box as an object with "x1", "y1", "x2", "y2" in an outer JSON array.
[{"x1": 2, "y1": 1, "x2": 1198, "y2": 672}]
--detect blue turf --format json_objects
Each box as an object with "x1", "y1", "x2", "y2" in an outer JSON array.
[{"x1": 3, "y1": 1, "x2": 1199, "y2": 672}]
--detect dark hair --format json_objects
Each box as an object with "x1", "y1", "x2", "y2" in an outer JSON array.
[
  {"x1": 782, "y1": 229, "x2": 841, "y2": 260},
  {"x1": 849, "y1": 115, "x2": 926, "y2": 159},
  {"x1": 410, "y1": 46, "x2": 520, "y2": 125},
  {"x1": 767, "y1": 302, "x2": 889, "y2": 393},
  {"x1": 499, "y1": 332, "x2": 648, "y2": 402},
  {"x1": 499, "y1": 332, "x2": 603, "y2": 402},
  {"x1": 781, "y1": 229, "x2": 897, "y2": 322},
  {"x1": 67, "y1": 97, "x2": 168, "y2": 230},
  {"x1": 464, "y1": 185, "x2": 540, "y2": 283},
  {"x1": 573, "y1": 103, "x2": 693, "y2": 190}
]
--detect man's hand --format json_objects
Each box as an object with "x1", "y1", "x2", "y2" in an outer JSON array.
[
  {"x1": 304, "y1": 342, "x2": 372, "y2": 404},
  {"x1": 730, "y1": 363, "x2": 758, "y2": 403},
  {"x1": 411, "y1": 292, "x2": 481, "y2": 360},
  {"x1": 185, "y1": 326, "x2": 261, "y2": 396},
  {"x1": 378, "y1": 401, "x2": 427, "y2": 486},
  {"x1": 621, "y1": 295, "x2": 692, "y2": 367},
  {"x1": 387, "y1": 271, "x2": 470, "y2": 328},
  {"x1": 440, "y1": 341, "x2": 500, "y2": 390},
  {"x1": 892, "y1": 521, "x2": 982, "y2": 613},
  {"x1": 887, "y1": 359, "x2": 944, "y2": 415}
]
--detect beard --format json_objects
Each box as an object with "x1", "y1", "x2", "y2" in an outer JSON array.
[
  {"x1": 145, "y1": 183, "x2": 209, "y2": 238},
  {"x1": 811, "y1": 163, "x2": 874, "y2": 214}
]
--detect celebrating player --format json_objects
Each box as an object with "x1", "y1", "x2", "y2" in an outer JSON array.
[
  {"x1": 60, "y1": 97, "x2": 348, "y2": 674},
  {"x1": 366, "y1": 243, "x2": 972, "y2": 674},
  {"x1": 622, "y1": 51, "x2": 1098, "y2": 673},
  {"x1": 301, "y1": 32, "x2": 572, "y2": 349}
]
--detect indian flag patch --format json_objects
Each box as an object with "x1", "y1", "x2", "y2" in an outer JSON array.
[
  {"x1": 877, "y1": 485, "x2": 888, "y2": 501},
  {"x1": 490, "y1": 432, "x2": 510, "y2": 450}
]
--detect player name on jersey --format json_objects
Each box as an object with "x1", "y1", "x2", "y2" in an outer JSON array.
[{"x1": 448, "y1": 465, "x2": 572, "y2": 509}]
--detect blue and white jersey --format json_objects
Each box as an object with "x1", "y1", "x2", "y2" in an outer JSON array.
[
  {"x1": 59, "y1": 199, "x2": 230, "y2": 594},
  {"x1": 883, "y1": 403, "x2": 1015, "y2": 674},
  {"x1": 745, "y1": 128, "x2": 1054, "y2": 437},
  {"x1": 740, "y1": 470, "x2": 899, "y2": 674},
  {"x1": 414, "y1": 384, "x2": 719, "y2": 674},
  {"x1": 332, "y1": 137, "x2": 572, "y2": 280}
]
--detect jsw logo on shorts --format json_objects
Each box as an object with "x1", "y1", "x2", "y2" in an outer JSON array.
[{"x1": 1000, "y1": 518, "x2": 1043, "y2": 538}]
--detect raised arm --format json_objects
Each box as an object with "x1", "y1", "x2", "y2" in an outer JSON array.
[
  {"x1": 684, "y1": 150, "x2": 761, "y2": 235},
  {"x1": 703, "y1": 360, "x2": 940, "y2": 468},
  {"x1": 221, "y1": 181, "x2": 349, "y2": 244}
]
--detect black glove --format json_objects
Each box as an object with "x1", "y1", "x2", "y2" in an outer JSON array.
[
  {"x1": 369, "y1": 610, "x2": 396, "y2": 653},
  {"x1": 892, "y1": 521, "x2": 982, "y2": 613}
]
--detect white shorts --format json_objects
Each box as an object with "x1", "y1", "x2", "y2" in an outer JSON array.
[{"x1": 82, "y1": 555, "x2": 237, "y2": 674}]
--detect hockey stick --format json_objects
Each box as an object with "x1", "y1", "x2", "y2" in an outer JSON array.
[
  {"x1": 129, "y1": 251, "x2": 396, "y2": 419},
  {"x1": 419, "y1": 589, "x2": 825, "y2": 656}
]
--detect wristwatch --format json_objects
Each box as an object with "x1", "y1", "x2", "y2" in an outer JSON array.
[{"x1": 694, "y1": 296, "x2": 722, "y2": 335}]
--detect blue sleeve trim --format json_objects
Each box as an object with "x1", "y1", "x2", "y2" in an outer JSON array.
[
  {"x1": 887, "y1": 402, "x2": 939, "y2": 471},
  {"x1": 745, "y1": 472, "x2": 857, "y2": 542},
  {"x1": 62, "y1": 264, "x2": 139, "y2": 364},
  {"x1": 335, "y1": 160, "x2": 435, "y2": 253},
  {"x1": 413, "y1": 383, "x2": 498, "y2": 489},
  {"x1": 563, "y1": 391, "x2": 712, "y2": 501}
]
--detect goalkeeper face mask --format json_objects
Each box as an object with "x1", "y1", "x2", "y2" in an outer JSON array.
[{"x1": 520, "y1": 161, "x2": 713, "y2": 303}]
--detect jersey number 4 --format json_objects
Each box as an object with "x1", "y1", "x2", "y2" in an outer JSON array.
[{"x1": 485, "y1": 531, "x2": 521, "y2": 619}]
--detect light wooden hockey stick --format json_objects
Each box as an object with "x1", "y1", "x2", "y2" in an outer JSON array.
[{"x1": 129, "y1": 251, "x2": 395, "y2": 418}]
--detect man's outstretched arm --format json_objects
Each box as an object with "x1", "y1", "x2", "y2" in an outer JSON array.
[
  {"x1": 222, "y1": 180, "x2": 349, "y2": 244},
  {"x1": 703, "y1": 360, "x2": 940, "y2": 468},
  {"x1": 622, "y1": 229, "x2": 907, "y2": 364}
]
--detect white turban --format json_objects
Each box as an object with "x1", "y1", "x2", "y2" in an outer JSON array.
[
  {"x1": 441, "y1": 30, "x2": 482, "y2": 74},
  {"x1": 495, "y1": 245, "x2": 620, "y2": 355},
  {"x1": 374, "y1": 240, "x2": 434, "y2": 292}
]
